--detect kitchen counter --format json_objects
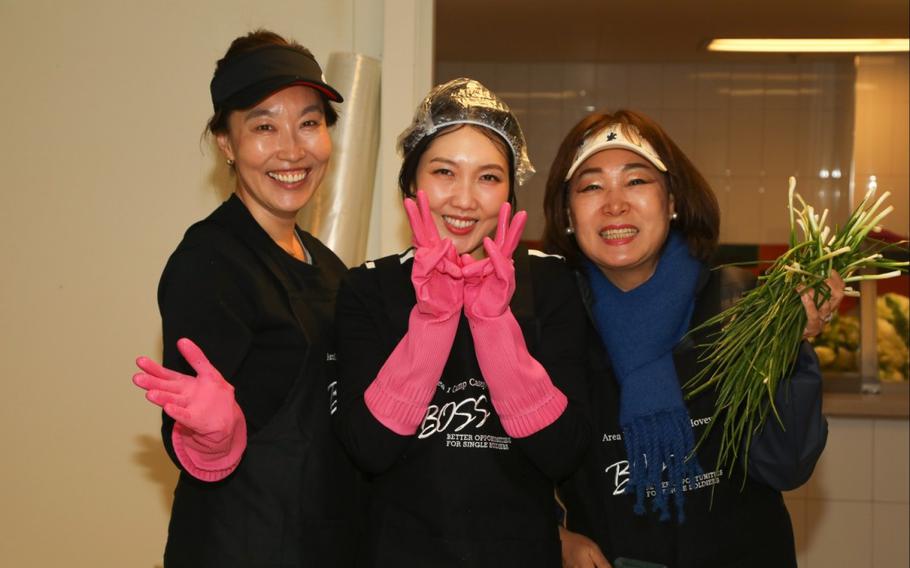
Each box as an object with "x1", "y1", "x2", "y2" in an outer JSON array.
[{"x1": 822, "y1": 377, "x2": 909, "y2": 418}]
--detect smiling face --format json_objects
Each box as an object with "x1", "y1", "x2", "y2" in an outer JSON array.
[
  {"x1": 216, "y1": 85, "x2": 332, "y2": 232},
  {"x1": 414, "y1": 125, "x2": 511, "y2": 258},
  {"x1": 568, "y1": 148, "x2": 676, "y2": 291}
]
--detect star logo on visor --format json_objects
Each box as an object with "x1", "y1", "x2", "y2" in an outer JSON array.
[{"x1": 607, "y1": 132, "x2": 618, "y2": 141}]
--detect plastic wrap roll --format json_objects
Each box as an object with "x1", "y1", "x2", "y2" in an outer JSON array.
[{"x1": 298, "y1": 52, "x2": 381, "y2": 267}]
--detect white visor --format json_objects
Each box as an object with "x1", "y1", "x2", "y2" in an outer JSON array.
[{"x1": 565, "y1": 124, "x2": 668, "y2": 181}]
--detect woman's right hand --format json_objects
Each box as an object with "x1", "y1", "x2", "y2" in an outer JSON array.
[
  {"x1": 133, "y1": 338, "x2": 243, "y2": 441},
  {"x1": 404, "y1": 190, "x2": 463, "y2": 321},
  {"x1": 559, "y1": 526, "x2": 612, "y2": 568},
  {"x1": 133, "y1": 338, "x2": 247, "y2": 480}
]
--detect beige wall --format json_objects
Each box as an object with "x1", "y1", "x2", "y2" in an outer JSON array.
[
  {"x1": 0, "y1": 1, "x2": 429, "y2": 566},
  {"x1": 854, "y1": 54, "x2": 910, "y2": 235}
]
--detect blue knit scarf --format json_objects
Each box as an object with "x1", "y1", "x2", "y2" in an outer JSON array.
[{"x1": 584, "y1": 231, "x2": 703, "y2": 522}]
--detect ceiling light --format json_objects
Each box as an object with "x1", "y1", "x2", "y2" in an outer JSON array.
[{"x1": 706, "y1": 38, "x2": 909, "y2": 53}]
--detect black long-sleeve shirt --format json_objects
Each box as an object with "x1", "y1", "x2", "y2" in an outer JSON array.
[
  {"x1": 333, "y1": 247, "x2": 591, "y2": 568},
  {"x1": 156, "y1": 195, "x2": 360, "y2": 566}
]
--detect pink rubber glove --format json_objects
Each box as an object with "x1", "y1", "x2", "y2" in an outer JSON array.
[
  {"x1": 133, "y1": 338, "x2": 247, "y2": 481},
  {"x1": 363, "y1": 190, "x2": 463, "y2": 435},
  {"x1": 462, "y1": 204, "x2": 568, "y2": 438},
  {"x1": 406, "y1": 191, "x2": 464, "y2": 321},
  {"x1": 461, "y1": 203, "x2": 525, "y2": 319}
]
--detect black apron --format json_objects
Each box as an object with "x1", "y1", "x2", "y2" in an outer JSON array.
[
  {"x1": 362, "y1": 248, "x2": 560, "y2": 568},
  {"x1": 165, "y1": 228, "x2": 360, "y2": 568}
]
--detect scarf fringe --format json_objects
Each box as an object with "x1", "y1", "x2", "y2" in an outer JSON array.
[{"x1": 623, "y1": 408, "x2": 703, "y2": 523}]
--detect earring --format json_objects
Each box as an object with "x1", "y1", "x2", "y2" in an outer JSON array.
[
  {"x1": 671, "y1": 212, "x2": 678, "y2": 220},
  {"x1": 226, "y1": 158, "x2": 235, "y2": 167},
  {"x1": 565, "y1": 226, "x2": 575, "y2": 235}
]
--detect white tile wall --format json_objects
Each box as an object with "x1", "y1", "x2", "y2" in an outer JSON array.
[
  {"x1": 760, "y1": 173, "x2": 793, "y2": 244},
  {"x1": 626, "y1": 63, "x2": 663, "y2": 110},
  {"x1": 764, "y1": 65, "x2": 801, "y2": 112},
  {"x1": 725, "y1": 176, "x2": 764, "y2": 243},
  {"x1": 806, "y1": 500, "x2": 873, "y2": 567},
  {"x1": 693, "y1": 108, "x2": 729, "y2": 176},
  {"x1": 854, "y1": 54, "x2": 910, "y2": 236},
  {"x1": 658, "y1": 109, "x2": 696, "y2": 154},
  {"x1": 496, "y1": 63, "x2": 530, "y2": 117},
  {"x1": 763, "y1": 108, "x2": 800, "y2": 176},
  {"x1": 783, "y1": 492, "x2": 809, "y2": 566},
  {"x1": 661, "y1": 64, "x2": 696, "y2": 110},
  {"x1": 872, "y1": 419, "x2": 910, "y2": 504},
  {"x1": 872, "y1": 502, "x2": 910, "y2": 567},
  {"x1": 695, "y1": 64, "x2": 731, "y2": 110},
  {"x1": 783, "y1": 416, "x2": 909, "y2": 567},
  {"x1": 436, "y1": 59, "x2": 857, "y2": 242},
  {"x1": 595, "y1": 63, "x2": 629, "y2": 109},
  {"x1": 808, "y1": 417, "x2": 874, "y2": 501},
  {"x1": 728, "y1": 106, "x2": 764, "y2": 175}
]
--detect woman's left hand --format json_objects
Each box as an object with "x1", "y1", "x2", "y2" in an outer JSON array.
[
  {"x1": 559, "y1": 526, "x2": 612, "y2": 568},
  {"x1": 461, "y1": 203, "x2": 526, "y2": 320},
  {"x1": 801, "y1": 270, "x2": 845, "y2": 339}
]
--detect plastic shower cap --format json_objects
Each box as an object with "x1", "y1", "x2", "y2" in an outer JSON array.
[{"x1": 397, "y1": 77, "x2": 535, "y2": 186}]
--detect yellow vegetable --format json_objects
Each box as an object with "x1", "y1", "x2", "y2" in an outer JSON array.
[
  {"x1": 835, "y1": 347, "x2": 857, "y2": 371},
  {"x1": 814, "y1": 345, "x2": 836, "y2": 367},
  {"x1": 877, "y1": 318, "x2": 909, "y2": 381}
]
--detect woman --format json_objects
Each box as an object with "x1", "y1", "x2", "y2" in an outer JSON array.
[
  {"x1": 131, "y1": 30, "x2": 360, "y2": 566},
  {"x1": 331, "y1": 78, "x2": 591, "y2": 567},
  {"x1": 544, "y1": 110, "x2": 842, "y2": 568}
]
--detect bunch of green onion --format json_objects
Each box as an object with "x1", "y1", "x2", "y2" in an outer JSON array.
[{"x1": 684, "y1": 177, "x2": 908, "y2": 477}]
